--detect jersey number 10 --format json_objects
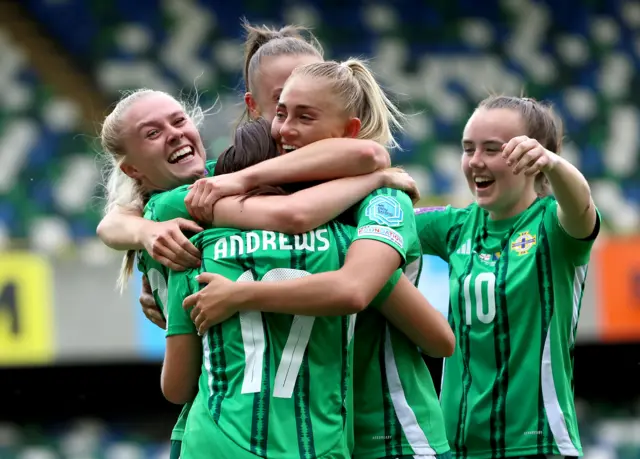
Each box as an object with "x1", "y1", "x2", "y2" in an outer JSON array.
[
  {"x1": 463, "y1": 272, "x2": 496, "y2": 325},
  {"x1": 237, "y1": 268, "x2": 315, "y2": 400}
]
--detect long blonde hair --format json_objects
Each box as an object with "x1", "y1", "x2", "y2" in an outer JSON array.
[
  {"x1": 100, "y1": 88, "x2": 204, "y2": 290},
  {"x1": 289, "y1": 59, "x2": 406, "y2": 149}
]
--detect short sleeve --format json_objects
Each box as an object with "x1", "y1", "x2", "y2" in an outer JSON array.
[
  {"x1": 543, "y1": 199, "x2": 600, "y2": 266},
  {"x1": 415, "y1": 206, "x2": 460, "y2": 261},
  {"x1": 166, "y1": 269, "x2": 197, "y2": 337},
  {"x1": 369, "y1": 269, "x2": 402, "y2": 310},
  {"x1": 353, "y1": 188, "x2": 418, "y2": 265},
  {"x1": 145, "y1": 186, "x2": 193, "y2": 223}
]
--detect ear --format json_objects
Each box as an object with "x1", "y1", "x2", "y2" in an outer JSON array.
[
  {"x1": 344, "y1": 117, "x2": 362, "y2": 138},
  {"x1": 120, "y1": 163, "x2": 144, "y2": 181},
  {"x1": 244, "y1": 92, "x2": 260, "y2": 120}
]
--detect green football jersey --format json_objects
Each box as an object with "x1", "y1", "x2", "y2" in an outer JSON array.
[
  {"x1": 416, "y1": 197, "x2": 598, "y2": 459},
  {"x1": 136, "y1": 160, "x2": 216, "y2": 442},
  {"x1": 352, "y1": 191, "x2": 450, "y2": 459},
  {"x1": 167, "y1": 221, "x2": 400, "y2": 459}
]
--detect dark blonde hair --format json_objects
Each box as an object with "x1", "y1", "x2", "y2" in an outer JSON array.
[
  {"x1": 239, "y1": 20, "x2": 324, "y2": 123},
  {"x1": 288, "y1": 59, "x2": 406, "y2": 149},
  {"x1": 478, "y1": 95, "x2": 564, "y2": 196}
]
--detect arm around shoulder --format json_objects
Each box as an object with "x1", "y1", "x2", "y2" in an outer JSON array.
[{"x1": 96, "y1": 205, "x2": 146, "y2": 250}]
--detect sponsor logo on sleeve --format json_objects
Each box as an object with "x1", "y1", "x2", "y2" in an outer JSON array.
[
  {"x1": 358, "y1": 225, "x2": 404, "y2": 248},
  {"x1": 365, "y1": 196, "x2": 404, "y2": 227}
]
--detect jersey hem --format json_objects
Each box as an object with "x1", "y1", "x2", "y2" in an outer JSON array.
[
  {"x1": 452, "y1": 445, "x2": 583, "y2": 459},
  {"x1": 355, "y1": 443, "x2": 451, "y2": 459},
  {"x1": 170, "y1": 429, "x2": 184, "y2": 441}
]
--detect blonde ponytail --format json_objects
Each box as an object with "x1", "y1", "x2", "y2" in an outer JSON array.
[{"x1": 290, "y1": 59, "x2": 406, "y2": 148}]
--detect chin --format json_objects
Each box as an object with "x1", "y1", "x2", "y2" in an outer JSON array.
[{"x1": 474, "y1": 195, "x2": 497, "y2": 211}]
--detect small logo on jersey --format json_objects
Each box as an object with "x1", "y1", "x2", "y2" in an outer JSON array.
[
  {"x1": 479, "y1": 252, "x2": 501, "y2": 265},
  {"x1": 415, "y1": 206, "x2": 445, "y2": 215},
  {"x1": 358, "y1": 225, "x2": 404, "y2": 248},
  {"x1": 510, "y1": 231, "x2": 537, "y2": 255},
  {"x1": 456, "y1": 239, "x2": 473, "y2": 255},
  {"x1": 366, "y1": 196, "x2": 404, "y2": 227}
]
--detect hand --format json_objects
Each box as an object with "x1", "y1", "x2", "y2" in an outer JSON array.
[
  {"x1": 182, "y1": 273, "x2": 240, "y2": 335},
  {"x1": 381, "y1": 167, "x2": 421, "y2": 203},
  {"x1": 502, "y1": 136, "x2": 559, "y2": 176},
  {"x1": 185, "y1": 173, "x2": 251, "y2": 223},
  {"x1": 140, "y1": 275, "x2": 166, "y2": 329},
  {"x1": 142, "y1": 219, "x2": 203, "y2": 271}
]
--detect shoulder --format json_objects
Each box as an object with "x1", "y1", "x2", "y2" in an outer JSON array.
[
  {"x1": 360, "y1": 188, "x2": 413, "y2": 222},
  {"x1": 415, "y1": 202, "x2": 476, "y2": 228}
]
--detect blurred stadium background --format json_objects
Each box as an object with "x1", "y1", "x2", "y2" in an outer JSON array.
[{"x1": 0, "y1": 0, "x2": 639, "y2": 457}]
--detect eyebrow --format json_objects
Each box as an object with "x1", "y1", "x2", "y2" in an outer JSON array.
[
  {"x1": 136, "y1": 111, "x2": 184, "y2": 130},
  {"x1": 462, "y1": 139, "x2": 504, "y2": 146},
  {"x1": 276, "y1": 102, "x2": 320, "y2": 112}
]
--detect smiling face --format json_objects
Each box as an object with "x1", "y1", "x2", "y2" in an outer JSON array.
[
  {"x1": 118, "y1": 92, "x2": 207, "y2": 192},
  {"x1": 461, "y1": 107, "x2": 537, "y2": 220},
  {"x1": 271, "y1": 74, "x2": 361, "y2": 154},
  {"x1": 245, "y1": 53, "x2": 323, "y2": 123}
]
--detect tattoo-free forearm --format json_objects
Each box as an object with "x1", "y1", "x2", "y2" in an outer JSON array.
[{"x1": 96, "y1": 208, "x2": 146, "y2": 250}]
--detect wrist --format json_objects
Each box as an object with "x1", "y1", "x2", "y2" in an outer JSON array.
[
  {"x1": 238, "y1": 168, "x2": 259, "y2": 191},
  {"x1": 234, "y1": 284, "x2": 256, "y2": 312},
  {"x1": 135, "y1": 219, "x2": 154, "y2": 247},
  {"x1": 376, "y1": 170, "x2": 389, "y2": 188},
  {"x1": 542, "y1": 151, "x2": 561, "y2": 175}
]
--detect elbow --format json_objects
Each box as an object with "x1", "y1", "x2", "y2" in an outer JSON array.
[
  {"x1": 440, "y1": 332, "x2": 456, "y2": 358},
  {"x1": 96, "y1": 218, "x2": 109, "y2": 242},
  {"x1": 337, "y1": 280, "x2": 369, "y2": 314},
  {"x1": 277, "y1": 205, "x2": 314, "y2": 235},
  {"x1": 425, "y1": 330, "x2": 456, "y2": 358},
  {"x1": 161, "y1": 378, "x2": 195, "y2": 405},
  {"x1": 359, "y1": 141, "x2": 390, "y2": 171}
]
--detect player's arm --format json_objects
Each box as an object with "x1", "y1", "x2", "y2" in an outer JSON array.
[
  {"x1": 212, "y1": 168, "x2": 418, "y2": 234},
  {"x1": 377, "y1": 275, "x2": 455, "y2": 358},
  {"x1": 162, "y1": 269, "x2": 201, "y2": 405},
  {"x1": 543, "y1": 155, "x2": 598, "y2": 239},
  {"x1": 415, "y1": 206, "x2": 460, "y2": 261},
  {"x1": 185, "y1": 189, "x2": 418, "y2": 333},
  {"x1": 185, "y1": 138, "x2": 392, "y2": 221},
  {"x1": 186, "y1": 239, "x2": 401, "y2": 333},
  {"x1": 240, "y1": 137, "x2": 390, "y2": 182},
  {"x1": 97, "y1": 205, "x2": 203, "y2": 271}
]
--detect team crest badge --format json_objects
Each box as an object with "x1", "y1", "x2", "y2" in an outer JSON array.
[
  {"x1": 510, "y1": 231, "x2": 537, "y2": 255},
  {"x1": 366, "y1": 196, "x2": 404, "y2": 227}
]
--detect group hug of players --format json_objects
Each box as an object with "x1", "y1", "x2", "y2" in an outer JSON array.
[{"x1": 96, "y1": 19, "x2": 599, "y2": 459}]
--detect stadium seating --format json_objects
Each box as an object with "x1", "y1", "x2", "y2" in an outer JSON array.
[
  {"x1": 1, "y1": 0, "x2": 638, "y2": 255},
  {"x1": 1, "y1": 402, "x2": 639, "y2": 458}
]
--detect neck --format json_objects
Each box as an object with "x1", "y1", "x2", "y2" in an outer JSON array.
[{"x1": 488, "y1": 191, "x2": 538, "y2": 221}]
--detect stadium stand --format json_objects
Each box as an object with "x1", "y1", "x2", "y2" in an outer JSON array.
[
  {"x1": 0, "y1": 0, "x2": 635, "y2": 257},
  {"x1": 0, "y1": 0, "x2": 638, "y2": 456}
]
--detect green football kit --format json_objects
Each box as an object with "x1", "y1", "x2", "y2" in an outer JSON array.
[
  {"x1": 165, "y1": 188, "x2": 417, "y2": 459},
  {"x1": 136, "y1": 160, "x2": 216, "y2": 453},
  {"x1": 352, "y1": 196, "x2": 450, "y2": 459},
  {"x1": 415, "y1": 197, "x2": 598, "y2": 459}
]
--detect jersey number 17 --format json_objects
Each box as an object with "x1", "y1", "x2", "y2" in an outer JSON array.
[{"x1": 237, "y1": 268, "x2": 315, "y2": 399}]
